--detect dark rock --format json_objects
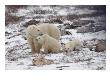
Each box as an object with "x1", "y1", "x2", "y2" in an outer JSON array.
[
  {"x1": 64, "y1": 23, "x2": 70, "y2": 26},
  {"x1": 65, "y1": 31, "x2": 72, "y2": 35},
  {"x1": 23, "y1": 19, "x2": 40, "y2": 27},
  {"x1": 49, "y1": 19, "x2": 63, "y2": 24},
  {"x1": 33, "y1": 9, "x2": 52, "y2": 14},
  {"x1": 23, "y1": 36, "x2": 27, "y2": 40},
  {"x1": 96, "y1": 66, "x2": 104, "y2": 70},
  {"x1": 65, "y1": 20, "x2": 95, "y2": 29},
  {"x1": 77, "y1": 26, "x2": 93, "y2": 33},
  {"x1": 5, "y1": 13, "x2": 24, "y2": 26},
  {"x1": 59, "y1": 69, "x2": 63, "y2": 70},
  {"x1": 94, "y1": 25, "x2": 106, "y2": 32},
  {"x1": 73, "y1": 20, "x2": 95, "y2": 26},
  {"x1": 67, "y1": 14, "x2": 79, "y2": 20},
  {"x1": 77, "y1": 23, "x2": 105, "y2": 33},
  {"x1": 5, "y1": 42, "x2": 8, "y2": 45},
  {"x1": 65, "y1": 25, "x2": 80, "y2": 29},
  {"x1": 5, "y1": 31, "x2": 12, "y2": 36},
  {"x1": 86, "y1": 45, "x2": 96, "y2": 51},
  {"x1": 95, "y1": 42, "x2": 106, "y2": 52},
  {"x1": 59, "y1": 26, "x2": 72, "y2": 36},
  {"x1": 10, "y1": 58, "x2": 18, "y2": 61}
]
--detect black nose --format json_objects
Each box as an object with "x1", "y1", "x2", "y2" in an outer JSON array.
[
  {"x1": 39, "y1": 33, "x2": 43, "y2": 36},
  {"x1": 65, "y1": 50, "x2": 67, "y2": 52}
]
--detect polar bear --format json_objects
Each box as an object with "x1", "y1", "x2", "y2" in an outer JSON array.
[
  {"x1": 36, "y1": 34, "x2": 61, "y2": 54},
  {"x1": 26, "y1": 23, "x2": 61, "y2": 55},
  {"x1": 63, "y1": 39, "x2": 83, "y2": 54}
]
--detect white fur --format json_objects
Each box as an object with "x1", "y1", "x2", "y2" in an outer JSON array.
[
  {"x1": 26, "y1": 23, "x2": 61, "y2": 54},
  {"x1": 36, "y1": 34, "x2": 61, "y2": 54},
  {"x1": 63, "y1": 39, "x2": 82, "y2": 53}
]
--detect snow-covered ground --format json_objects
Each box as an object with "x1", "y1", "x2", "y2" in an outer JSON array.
[{"x1": 5, "y1": 5, "x2": 106, "y2": 70}]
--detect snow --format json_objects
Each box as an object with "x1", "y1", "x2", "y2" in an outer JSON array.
[
  {"x1": 5, "y1": 50, "x2": 105, "y2": 70},
  {"x1": 5, "y1": 5, "x2": 106, "y2": 70}
]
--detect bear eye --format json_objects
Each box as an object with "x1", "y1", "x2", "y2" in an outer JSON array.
[
  {"x1": 38, "y1": 29, "x2": 40, "y2": 31},
  {"x1": 68, "y1": 48, "x2": 69, "y2": 49},
  {"x1": 39, "y1": 38, "x2": 40, "y2": 39}
]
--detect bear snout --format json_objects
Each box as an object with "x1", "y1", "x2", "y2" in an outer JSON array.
[
  {"x1": 38, "y1": 33, "x2": 44, "y2": 36},
  {"x1": 65, "y1": 50, "x2": 68, "y2": 52}
]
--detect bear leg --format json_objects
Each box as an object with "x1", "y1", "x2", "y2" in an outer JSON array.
[
  {"x1": 27, "y1": 37, "x2": 36, "y2": 54},
  {"x1": 33, "y1": 39, "x2": 42, "y2": 53},
  {"x1": 44, "y1": 47, "x2": 49, "y2": 54}
]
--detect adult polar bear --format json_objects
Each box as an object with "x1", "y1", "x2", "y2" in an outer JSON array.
[{"x1": 26, "y1": 23, "x2": 61, "y2": 55}]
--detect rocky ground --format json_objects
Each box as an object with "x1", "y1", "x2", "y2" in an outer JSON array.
[{"x1": 5, "y1": 5, "x2": 106, "y2": 70}]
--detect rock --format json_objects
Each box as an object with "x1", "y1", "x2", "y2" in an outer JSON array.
[
  {"x1": 73, "y1": 20, "x2": 95, "y2": 26},
  {"x1": 96, "y1": 66, "x2": 104, "y2": 70},
  {"x1": 64, "y1": 23, "x2": 71, "y2": 26},
  {"x1": 23, "y1": 36, "x2": 27, "y2": 40},
  {"x1": 95, "y1": 42, "x2": 106, "y2": 52},
  {"x1": 85, "y1": 45, "x2": 96, "y2": 51},
  {"x1": 5, "y1": 31, "x2": 12, "y2": 36},
  {"x1": 58, "y1": 25, "x2": 71, "y2": 36},
  {"x1": 10, "y1": 58, "x2": 18, "y2": 61},
  {"x1": 65, "y1": 24, "x2": 80, "y2": 29},
  {"x1": 67, "y1": 14, "x2": 79, "y2": 20},
  {"x1": 32, "y1": 57, "x2": 54, "y2": 66},
  {"x1": 23, "y1": 19, "x2": 40, "y2": 27},
  {"x1": 49, "y1": 19, "x2": 63, "y2": 24},
  {"x1": 77, "y1": 23, "x2": 97, "y2": 33},
  {"x1": 65, "y1": 31, "x2": 72, "y2": 35},
  {"x1": 5, "y1": 42, "x2": 8, "y2": 45},
  {"x1": 77, "y1": 21, "x2": 106, "y2": 33},
  {"x1": 77, "y1": 26, "x2": 91, "y2": 33},
  {"x1": 82, "y1": 40, "x2": 96, "y2": 51},
  {"x1": 5, "y1": 13, "x2": 24, "y2": 26},
  {"x1": 94, "y1": 25, "x2": 106, "y2": 32}
]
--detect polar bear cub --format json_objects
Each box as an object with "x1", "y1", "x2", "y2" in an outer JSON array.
[
  {"x1": 26, "y1": 23, "x2": 61, "y2": 54},
  {"x1": 36, "y1": 34, "x2": 61, "y2": 54},
  {"x1": 63, "y1": 39, "x2": 83, "y2": 53}
]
